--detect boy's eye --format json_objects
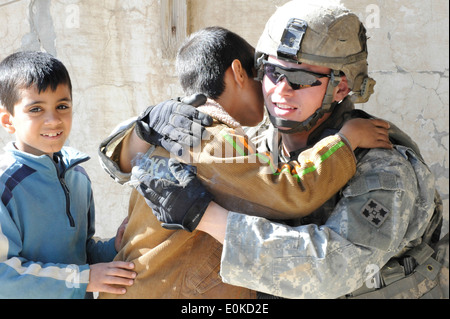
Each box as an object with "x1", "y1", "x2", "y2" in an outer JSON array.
[
  {"x1": 29, "y1": 107, "x2": 42, "y2": 113},
  {"x1": 57, "y1": 104, "x2": 72, "y2": 112}
]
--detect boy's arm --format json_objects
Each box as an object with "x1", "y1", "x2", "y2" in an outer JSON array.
[
  {"x1": 84, "y1": 191, "x2": 120, "y2": 264},
  {"x1": 196, "y1": 128, "x2": 355, "y2": 219},
  {"x1": 0, "y1": 206, "x2": 90, "y2": 299},
  {"x1": 133, "y1": 119, "x2": 391, "y2": 230},
  {"x1": 134, "y1": 130, "x2": 353, "y2": 233},
  {"x1": 1, "y1": 203, "x2": 133, "y2": 298},
  {"x1": 0, "y1": 257, "x2": 90, "y2": 299},
  {"x1": 194, "y1": 118, "x2": 391, "y2": 220}
]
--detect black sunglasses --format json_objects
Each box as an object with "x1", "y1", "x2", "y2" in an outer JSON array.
[{"x1": 263, "y1": 61, "x2": 331, "y2": 90}]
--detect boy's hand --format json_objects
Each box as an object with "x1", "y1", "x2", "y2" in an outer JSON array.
[
  {"x1": 115, "y1": 217, "x2": 128, "y2": 252},
  {"x1": 86, "y1": 261, "x2": 136, "y2": 295},
  {"x1": 339, "y1": 118, "x2": 392, "y2": 151}
]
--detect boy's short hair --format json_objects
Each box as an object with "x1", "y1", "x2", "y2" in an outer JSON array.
[
  {"x1": 176, "y1": 26, "x2": 255, "y2": 99},
  {"x1": 0, "y1": 51, "x2": 72, "y2": 114}
]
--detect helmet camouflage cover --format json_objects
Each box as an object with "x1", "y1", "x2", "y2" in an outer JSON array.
[{"x1": 256, "y1": 1, "x2": 375, "y2": 103}]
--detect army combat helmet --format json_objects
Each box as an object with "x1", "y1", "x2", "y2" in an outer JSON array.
[{"x1": 256, "y1": 1, "x2": 376, "y2": 134}]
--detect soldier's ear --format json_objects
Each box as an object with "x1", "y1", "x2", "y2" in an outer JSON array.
[{"x1": 333, "y1": 75, "x2": 351, "y2": 102}]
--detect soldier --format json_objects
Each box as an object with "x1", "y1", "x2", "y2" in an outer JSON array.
[
  {"x1": 98, "y1": 26, "x2": 390, "y2": 299},
  {"x1": 140, "y1": 1, "x2": 448, "y2": 298}
]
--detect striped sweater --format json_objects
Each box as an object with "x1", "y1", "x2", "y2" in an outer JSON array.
[{"x1": 0, "y1": 143, "x2": 116, "y2": 299}]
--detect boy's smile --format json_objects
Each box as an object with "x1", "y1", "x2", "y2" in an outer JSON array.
[{"x1": 4, "y1": 84, "x2": 72, "y2": 157}]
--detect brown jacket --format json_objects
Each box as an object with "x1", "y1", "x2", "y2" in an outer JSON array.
[{"x1": 98, "y1": 100, "x2": 356, "y2": 298}]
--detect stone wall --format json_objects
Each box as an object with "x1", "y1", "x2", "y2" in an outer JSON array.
[{"x1": 1, "y1": 0, "x2": 448, "y2": 239}]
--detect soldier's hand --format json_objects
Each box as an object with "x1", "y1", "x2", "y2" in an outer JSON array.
[
  {"x1": 135, "y1": 94, "x2": 212, "y2": 156},
  {"x1": 132, "y1": 158, "x2": 213, "y2": 232}
]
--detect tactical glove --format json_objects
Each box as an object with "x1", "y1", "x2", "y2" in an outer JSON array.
[
  {"x1": 135, "y1": 94, "x2": 212, "y2": 156},
  {"x1": 132, "y1": 158, "x2": 213, "y2": 232}
]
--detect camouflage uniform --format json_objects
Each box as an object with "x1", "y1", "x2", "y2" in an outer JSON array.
[
  {"x1": 216, "y1": 1, "x2": 448, "y2": 299},
  {"x1": 219, "y1": 97, "x2": 447, "y2": 299},
  {"x1": 97, "y1": 99, "x2": 358, "y2": 299}
]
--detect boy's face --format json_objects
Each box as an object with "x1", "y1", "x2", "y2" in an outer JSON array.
[{"x1": 2, "y1": 84, "x2": 72, "y2": 157}]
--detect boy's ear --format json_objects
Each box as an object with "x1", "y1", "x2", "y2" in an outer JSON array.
[
  {"x1": 230, "y1": 59, "x2": 246, "y2": 88},
  {"x1": 0, "y1": 110, "x2": 15, "y2": 134}
]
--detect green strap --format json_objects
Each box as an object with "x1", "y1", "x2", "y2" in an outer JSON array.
[{"x1": 222, "y1": 131, "x2": 347, "y2": 182}]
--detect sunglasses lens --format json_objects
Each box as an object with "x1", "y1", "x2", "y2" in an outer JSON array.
[
  {"x1": 264, "y1": 64, "x2": 281, "y2": 84},
  {"x1": 264, "y1": 63, "x2": 323, "y2": 90}
]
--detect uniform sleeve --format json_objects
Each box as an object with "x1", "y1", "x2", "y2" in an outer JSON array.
[
  {"x1": 0, "y1": 203, "x2": 90, "y2": 299},
  {"x1": 219, "y1": 147, "x2": 436, "y2": 298},
  {"x1": 195, "y1": 126, "x2": 356, "y2": 219},
  {"x1": 98, "y1": 118, "x2": 136, "y2": 184}
]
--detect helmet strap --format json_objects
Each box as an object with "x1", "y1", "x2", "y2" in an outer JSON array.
[{"x1": 268, "y1": 70, "x2": 342, "y2": 134}]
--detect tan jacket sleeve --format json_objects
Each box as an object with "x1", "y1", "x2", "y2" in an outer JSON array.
[
  {"x1": 99, "y1": 120, "x2": 356, "y2": 220},
  {"x1": 192, "y1": 124, "x2": 356, "y2": 220}
]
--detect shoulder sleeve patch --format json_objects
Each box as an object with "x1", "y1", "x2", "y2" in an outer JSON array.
[{"x1": 360, "y1": 199, "x2": 390, "y2": 228}]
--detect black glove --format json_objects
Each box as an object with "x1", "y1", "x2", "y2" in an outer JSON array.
[
  {"x1": 135, "y1": 94, "x2": 212, "y2": 156},
  {"x1": 133, "y1": 158, "x2": 213, "y2": 232}
]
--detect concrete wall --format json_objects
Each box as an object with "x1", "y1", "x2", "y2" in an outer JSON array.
[{"x1": 0, "y1": 0, "x2": 448, "y2": 239}]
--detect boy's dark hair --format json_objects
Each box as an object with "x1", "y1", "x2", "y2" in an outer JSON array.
[
  {"x1": 176, "y1": 26, "x2": 255, "y2": 99},
  {"x1": 0, "y1": 51, "x2": 72, "y2": 114}
]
